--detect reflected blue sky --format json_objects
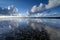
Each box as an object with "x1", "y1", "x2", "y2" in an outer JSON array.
[{"x1": 0, "y1": 18, "x2": 60, "y2": 29}]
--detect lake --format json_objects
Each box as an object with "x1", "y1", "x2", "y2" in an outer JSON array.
[{"x1": 0, "y1": 18, "x2": 60, "y2": 40}]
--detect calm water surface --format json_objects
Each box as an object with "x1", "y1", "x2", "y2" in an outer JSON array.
[{"x1": 0, "y1": 18, "x2": 60, "y2": 40}]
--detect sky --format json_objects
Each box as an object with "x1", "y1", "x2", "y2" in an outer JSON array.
[
  {"x1": 0, "y1": 0, "x2": 48, "y2": 13},
  {"x1": 0, "y1": 0, "x2": 42, "y2": 13},
  {"x1": 0, "y1": 0, "x2": 60, "y2": 17}
]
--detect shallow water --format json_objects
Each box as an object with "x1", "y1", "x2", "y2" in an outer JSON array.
[{"x1": 0, "y1": 18, "x2": 60, "y2": 40}]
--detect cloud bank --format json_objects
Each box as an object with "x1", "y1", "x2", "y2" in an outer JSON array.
[
  {"x1": 30, "y1": 0, "x2": 60, "y2": 13},
  {"x1": 0, "y1": 5, "x2": 19, "y2": 16}
]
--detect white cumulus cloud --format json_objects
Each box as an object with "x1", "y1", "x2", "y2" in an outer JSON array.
[
  {"x1": 46, "y1": 0, "x2": 60, "y2": 9},
  {"x1": 31, "y1": 3, "x2": 46, "y2": 13},
  {"x1": 30, "y1": 0, "x2": 60, "y2": 13}
]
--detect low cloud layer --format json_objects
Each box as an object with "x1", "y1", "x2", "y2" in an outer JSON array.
[
  {"x1": 29, "y1": 12, "x2": 60, "y2": 17},
  {"x1": 30, "y1": 0, "x2": 60, "y2": 13}
]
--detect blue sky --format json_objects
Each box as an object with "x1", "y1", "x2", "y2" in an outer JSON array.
[
  {"x1": 0, "y1": 0, "x2": 48, "y2": 13},
  {"x1": 0, "y1": 0, "x2": 60, "y2": 16}
]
